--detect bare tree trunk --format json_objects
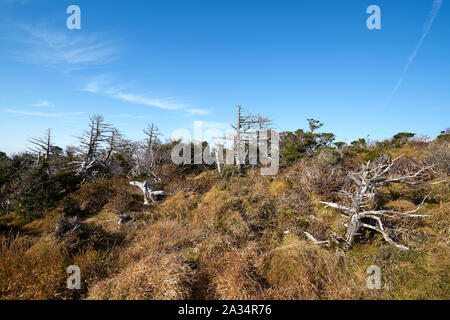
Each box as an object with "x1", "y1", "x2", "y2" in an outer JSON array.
[
  {"x1": 215, "y1": 149, "x2": 222, "y2": 175},
  {"x1": 28, "y1": 128, "x2": 53, "y2": 175},
  {"x1": 344, "y1": 213, "x2": 361, "y2": 245},
  {"x1": 235, "y1": 105, "x2": 243, "y2": 174},
  {"x1": 231, "y1": 105, "x2": 273, "y2": 174}
]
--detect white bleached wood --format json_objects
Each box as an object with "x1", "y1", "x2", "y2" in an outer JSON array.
[
  {"x1": 304, "y1": 232, "x2": 331, "y2": 247},
  {"x1": 130, "y1": 180, "x2": 166, "y2": 205},
  {"x1": 321, "y1": 155, "x2": 441, "y2": 250}
]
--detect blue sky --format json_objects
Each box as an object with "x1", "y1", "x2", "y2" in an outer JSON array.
[{"x1": 0, "y1": 0, "x2": 449, "y2": 154}]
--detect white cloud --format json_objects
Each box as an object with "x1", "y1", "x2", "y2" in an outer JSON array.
[
  {"x1": 4, "y1": 109, "x2": 60, "y2": 117},
  {"x1": 109, "y1": 113, "x2": 150, "y2": 119},
  {"x1": 81, "y1": 74, "x2": 113, "y2": 93},
  {"x1": 112, "y1": 92, "x2": 184, "y2": 110},
  {"x1": 8, "y1": 24, "x2": 118, "y2": 71},
  {"x1": 29, "y1": 100, "x2": 54, "y2": 108},
  {"x1": 0, "y1": 0, "x2": 29, "y2": 4},
  {"x1": 3, "y1": 109, "x2": 84, "y2": 117},
  {"x1": 186, "y1": 108, "x2": 211, "y2": 115},
  {"x1": 82, "y1": 76, "x2": 188, "y2": 110}
]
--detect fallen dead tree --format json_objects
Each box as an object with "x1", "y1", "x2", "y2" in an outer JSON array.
[
  {"x1": 117, "y1": 213, "x2": 134, "y2": 225},
  {"x1": 304, "y1": 231, "x2": 331, "y2": 247},
  {"x1": 320, "y1": 154, "x2": 445, "y2": 250},
  {"x1": 54, "y1": 213, "x2": 89, "y2": 242},
  {"x1": 130, "y1": 180, "x2": 166, "y2": 205}
]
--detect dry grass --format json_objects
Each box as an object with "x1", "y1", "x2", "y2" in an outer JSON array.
[
  {"x1": 256, "y1": 234, "x2": 357, "y2": 299},
  {"x1": 0, "y1": 231, "x2": 123, "y2": 300},
  {"x1": 22, "y1": 209, "x2": 61, "y2": 235},
  {"x1": 2, "y1": 141, "x2": 449, "y2": 300},
  {"x1": 108, "y1": 182, "x2": 133, "y2": 215},
  {"x1": 0, "y1": 234, "x2": 68, "y2": 299},
  {"x1": 87, "y1": 252, "x2": 193, "y2": 300},
  {"x1": 269, "y1": 180, "x2": 291, "y2": 196},
  {"x1": 72, "y1": 247, "x2": 118, "y2": 294},
  {"x1": 159, "y1": 192, "x2": 201, "y2": 221},
  {"x1": 211, "y1": 243, "x2": 262, "y2": 300},
  {"x1": 63, "y1": 176, "x2": 129, "y2": 217},
  {"x1": 119, "y1": 220, "x2": 200, "y2": 265}
]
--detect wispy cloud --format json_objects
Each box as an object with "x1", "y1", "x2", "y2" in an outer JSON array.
[
  {"x1": 109, "y1": 113, "x2": 151, "y2": 119},
  {"x1": 3, "y1": 109, "x2": 84, "y2": 117},
  {"x1": 6, "y1": 24, "x2": 118, "y2": 71},
  {"x1": 29, "y1": 100, "x2": 54, "y2": 108},
  {"x1": 0, "y1": 0, "x2": 29, "y2": 4},
  {"x1": 4, "y1": 109, "x2": 60, "y2": 117},
  {"x1": 82, "y1": 76, "x2": 189, "y2": 111},
  {"x1": 387, "y1": 0, "x2": 443, "y2": 104},
  {"x1": 186, "y1": 108, "x2": 211, "y2": 116},
  {"x1": 112, "y1": 92, "x2": 185, "y2": 110},
  {"x1": 194, "y1": 121, "x2": 230, "y2": 131}
]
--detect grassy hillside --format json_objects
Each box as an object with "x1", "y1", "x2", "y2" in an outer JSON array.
[{"x1": 0, "y1": 134, "x2": 448, "y2": 300}]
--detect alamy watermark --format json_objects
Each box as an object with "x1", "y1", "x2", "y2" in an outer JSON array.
[
  {"x1": 66, "y1": 265, "x2": 81, "y2": 290},
  {"x1": 66, "y1": 5, "x2": 81, "y2": 30},
  {"x1": 66, "y1": 4, "x2": 380, "y2": 31},
  {"x1": 367, "y1": 5, "x2": 381, "y2": 30},
  {"x1": 170, "y1": 122, "x2": 280, "y2": 176},
  {"x1": 366, "y1": 265, "x2": 382, "y2": 290}
]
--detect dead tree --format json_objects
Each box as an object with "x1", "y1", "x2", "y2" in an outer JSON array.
[
  {"x1": 141, "y1": 123, "x2": 162, "y2": 181},
  {"x1": 231, "y1": 105, "x2": 272, "y2": 173},
  {"x1": 104, "y1": 128, "x2": 122, "y2": 162},
  {"x1": 129, "y1": 180, "x2": 166, "y2": 205},
  {"x1": 54, "y1": 213, "x2": 89, "y2": 242},
  {"x1": 28, "y1": 128, "x2": 53, "y2": 169},
  {"x1": 72, "y1": 114, "x2": 120, "y2": 180},
  {"x1": 255, "y1": 114, "x2": 273, "y2": 131},
  {"x1": 232, "y1": 105, "x2": 255, "y2": 173},
  {"x1": 212, "y1": 142, "x2": 224, "y2": 175},
  {"x1": 117, "y1": 213, "x2": 133, "y2": 225},
  {"x1": 320, "y1": 154, "x2": 444, "y2": 250},
  {"x1": 128, "y1": 123, "x2": 162, "y2": 182},
  {"x1": 28, "y1": 128, "x2": 56, "y2": 176},
  {"x1": 143, "y1": 123, "x2": 161, "y2": 152}
]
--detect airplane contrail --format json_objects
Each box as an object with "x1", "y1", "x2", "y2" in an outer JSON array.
[{"x1": 387, "y1": 0, "x2": 443, "y2": 105}]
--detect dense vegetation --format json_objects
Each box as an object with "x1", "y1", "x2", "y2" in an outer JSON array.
[{"x1": 0, "y1": 121, "x2": 448, "y2": 300}]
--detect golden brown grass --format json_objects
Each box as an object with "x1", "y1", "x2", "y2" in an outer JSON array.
[
  {"x1": 87, "y1": 252, "x2": 193, "y2": 300},
  {"x1": 256, "y1": 234, "x2": 357, "y2": 299},
  {"x1": 2, "y1": 142, "x2": 448, "y2": 300},
  {"x1": 211, "y1": 242, "x2": 262, "y2": 300},
  {"x1": 159, "y1": 192, "x2": 201, "y2": 220},
  {"x1": 0, "y1": 234, "x2": 68, "y2": 299}
]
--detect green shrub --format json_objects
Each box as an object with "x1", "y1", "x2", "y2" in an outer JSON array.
[
  {"x1": 52, "y1": 169, "x2": 81, "y2": 194},
  {"x1": 349, "y1": 147, "x2": 369, "y2": 153},
  {"x1": 220, "y1": 166, "x2": 244, "y2": 180},
  {"x1": 437, "y1": 133, "x2": 450, "y2": 143},
  {"x1": 364, "y1": 148, "x2": 390, "y2": 162},
  {"x1": 280, "y1": 122, "x2": 335, "y2": 165},
  {"x1": 393, "y1": 132, "x2": 415, "y2": 140}
]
